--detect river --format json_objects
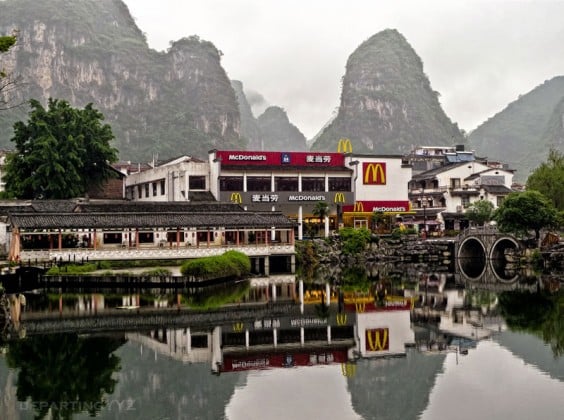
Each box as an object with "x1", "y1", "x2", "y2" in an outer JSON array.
[{"x1": 0, "y1": 262, "x2": 562, "y2": 420}]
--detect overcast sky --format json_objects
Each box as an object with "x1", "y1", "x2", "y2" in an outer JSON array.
[{"x1": 126, "y1": 0, "x2": 564, "y2": 139}]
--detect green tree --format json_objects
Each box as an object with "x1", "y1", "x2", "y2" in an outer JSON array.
[
  {"x1": 466, "y1": 200, "x2": 495, "y2": 226},
  {"x1": 3, "y1": 98, "x2": 118, "y2": 199},
  {"x1": 0, "y1": 35, "x2": 16, "y2": 53},
  {"x1": 494, "y1": 190, "x2": 558, "y2": 240},
  {"x1": 7, "y1": 333, "x2": 124, "y2": 419},
  {"x1": 526, "y1": 148, "x2": 564, "y2": 211},
  {"x1": 312, "y1": 201, "x2": 329, "y2": 237}
]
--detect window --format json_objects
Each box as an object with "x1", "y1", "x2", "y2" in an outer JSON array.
[
  {"x1": 450, "y1": 178, "x2": 461, "y2": 189},
  {"x1": 329, "y1": 177, "x2": 351, "y2": 191},
  {"x1": 160, "y1": 179, "x2": 165, "y2": 195},
  {"x1": 497, "y1": 196, "x2": 504, "y2": 207},
  {"x1": 275, "y1": 177, "x2": 298, "y2": 191},
  {"x1": 137, "y1": 185, "x2": 142, "y2": 198},
  {"x1": 219, "y1": 176, "x2": 244, "y2": 191},
  {"x1": 152, "y1": 182, "x2": 158, "y2": 196},
  {"x1": 247, "y1": 176, "x2": 271, "y2": 191},
  {"x1": 138, "y1": 232, "x2": 154, "y2": 243},
  {"x1": 189, "y1": 175, "x2": 206, "y2": 190},
  {"x1": 103, "y1": 233, "x2": 122, "y2": 244},
  {"x1": 302, "y1": 177, "x2": 325, "y2": 192},
  {"x1": 462, "y1": 196, "x2": 470, "y2": 208},
  {"x1": 144, "y1": 183, "x2": 149, "y2": 197}
]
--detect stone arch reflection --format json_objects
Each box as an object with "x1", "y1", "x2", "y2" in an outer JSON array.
[{"x1": 457, "y1": 237, "x2": 487, "y2": 279}]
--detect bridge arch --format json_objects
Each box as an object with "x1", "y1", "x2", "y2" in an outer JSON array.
[
  {"x1": 489, "y1": 236, "x2": 520, "y2": 282},
  {"x1": 457, "y1": 237, "x2": 487, "y2": 280}
]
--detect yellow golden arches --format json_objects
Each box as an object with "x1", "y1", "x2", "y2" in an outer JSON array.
[
  {"x1": 232, "y1": 322, "x2": 244, "y2": 333},
  {"x1": 336, "y1": 313, "x2": 347, "y2": 326},
  {"x1": 341, "y1": 362, "x2": 356, "y2": 377},
  {"x1": 230, "y1": 192, "x2": 242, "y2": 204},
  {"x1": 334, "y1": 192, "x2": 345, "y2": 203},
  {"x1": 337, "y1": 138, "x2": 353, "y2": 153},
  {"x1": 353, "y1": 201, "x2": 364, "y2": 213},
  {"x1": 366, "y1": 328, "x2": 389, "y2": 352},
  {"x1": 363, "y1": 162, "x2": 386, "y2": 185},
  {"x1": 355, "y1": 302, "x2": 366, "y2": 313}
]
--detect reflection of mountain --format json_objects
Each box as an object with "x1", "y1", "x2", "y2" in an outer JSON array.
[
  {"x1": 109, "y1": 340, "x2": 244, "y2": 419},
  {"x1": 347, "y1": 350, "x2": 446, "y2": 420},
  {"x1": 495, "y1": 330, "x2": 564, "y2": 381}
]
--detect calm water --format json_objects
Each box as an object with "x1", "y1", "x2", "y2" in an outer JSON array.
[{"x1": 0, "y1": 264, "x2": 563, "y2": 420}]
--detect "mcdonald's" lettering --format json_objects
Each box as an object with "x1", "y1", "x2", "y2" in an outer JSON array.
[
  {"x1": 353, "y1": 201, "x2": 364, "y2": 213},
  {"x1": 337, "y1": 138, "x2": 353, "y2": 153},
  {"x1": 355, "y1": 302, "x2": 366, "y2": 313},
  {"x1": 233, "y1": 322, "x2": 244, "y2": 332},
  {"x1": 230, "y1": 192, "x2": 243, "y2": 204},
  {"x1": 365, "y1": 328, "x2": 389, "y2": 352},
  {"x1": 334, "y1": 193, "x2": 345, "y2": 203},
  {"x1": 363, "y1": 162, "x2": 386, "y2": 185}
]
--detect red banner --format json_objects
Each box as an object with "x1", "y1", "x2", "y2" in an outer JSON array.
[
  {"x1": 215, "y1": 150, "x2": 345, "y2": 167},
  {"x1": 221, "y1": 349, "x2": 348, "y2": 372},
  {"x1": 342, "y1": 201, "x2": 411, "y2": 213}
]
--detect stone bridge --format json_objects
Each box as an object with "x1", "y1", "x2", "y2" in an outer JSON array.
[{"x1": 455, "y1": 226, "x2": 522, "y2": 282}]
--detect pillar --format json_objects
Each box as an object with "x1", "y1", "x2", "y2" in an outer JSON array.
[
  {"x1": 245, "y1": 329, "x2": 250, "y2": 349},
  {"x1": 264, "y1": 256, "x2": 270, "y2": 276},
  {"x1": 325, "y1": 283, "x2": 331, "y2": 307},
  {"x1": 300, "y1": 327, "x2": 305, "y2": 346},
  {"x1": 273, "y1": 328, "x2": 278, "y2": 348},
  {"x1": 327, "y1": 325, "x2": 332, "y2": 343},
  {"x1": 298, "y1": 205, "x2": 303, "y2": 240},
  {"x1": 271, "y1": 282, "x2": 277, "y2": 302}
]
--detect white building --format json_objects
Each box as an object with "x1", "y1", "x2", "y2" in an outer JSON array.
[
  {"x1": 409, "y1": 161, "x2": 515, "y2": 232},
  {"x1": 124, "y1": 156, "x2": 210, "y2": 202}
]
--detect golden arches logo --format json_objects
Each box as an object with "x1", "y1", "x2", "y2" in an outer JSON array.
[
  {"x1": 353, "y1": 201, "x2": 364, "y2": 213},
  {"x1": 355, "y1": 302, "x2": 366, "y2": 313},
  {"x1": 365, "y1": 328, "x2": 389, "y2": 352},
  {"x1": 230, "y1": 192, "x2": 243, "y2": 204},
  {"x1": 336, "y1": 313, "x2": 347, "y2": 326},
  {"x1": 363, "y1": 163, "x2": 386, "y2": 185},
  {"x1": 334, "y1": 193, "x2": 345, "y2": 203},
  {"x1": 341, "y1": 363, "x2": 356, "y2": 377},
  {"x1": 337, "y1": 138, "x2": 353, "y2": 153},
  {"x1": 232, "y1": 322, "x2": 244, "y2": 333}
]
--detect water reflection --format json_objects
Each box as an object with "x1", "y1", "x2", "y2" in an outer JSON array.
[{"x1": 0, "y1": 265, "x2": 562, "y2": 419}]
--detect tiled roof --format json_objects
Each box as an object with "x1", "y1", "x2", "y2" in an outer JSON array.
[
  {"x1": 483, "y1": 185, "x2": 513, "y2": 194},
  {"x1": 9, "y1": 211, "x2": 295, "y2": 230}
]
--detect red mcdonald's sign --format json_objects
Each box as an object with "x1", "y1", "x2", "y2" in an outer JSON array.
[
  {"x1": 365, "y1": 328, "x2": 389, "y2": 352},
  {"x1": 363, "y1": 162, "x2": 386, "y2": 185}
]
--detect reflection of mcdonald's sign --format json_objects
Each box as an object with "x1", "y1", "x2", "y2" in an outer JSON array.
[
  {"x1": 353, "y1": 201, "x2": 364, "y2": 213},
  {"x1": 363, "y1": 162, "x2": 386, "y2": 185},
  {"x1": 341, "y1": 363, "x2": 356, "y2": 377},
  {"x1": 365, "y1": 328, "x2": 389, "y2": 352},
  {"x1": 337, "y1": 138, "x2": 353, "y2": 153},
  {"x1": 334, "y1": 193, "x2": 345, "y2": 204},
  {"x1": 336, "y1": 313, "x2": 347, "y2": 326},
  {"x1": 233, "y1": 322, "x2": 244, "y2": 332},
  {"x1": 230, "y1": 192, "x2": 243, "y2": 204},
  {"x1": 355, "y1": 302, "x2": 366, "y2": 313}
]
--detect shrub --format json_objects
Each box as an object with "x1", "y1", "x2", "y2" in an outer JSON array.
[
  {"x1": 180, "y1": 251, "x2": 251, "y2": 280},
  {"x1": 339, "y1": 227, "x2": 371, "y2": 255}
]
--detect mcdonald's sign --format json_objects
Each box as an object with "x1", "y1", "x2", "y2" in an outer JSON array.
[
  {"x1": 363, "y1": 162, "x2": 386, "y2": 185},
  {"x1": 334, "y1": 193, "x2": 346, "y2": 204},
  {"x1": 355, "y1": 302, "x2": 366, "y2": 313},
  {"x1": 337, "y1": 138, "x2": 353, "y2": 153},
  {"x1": 341, "y1": 363, "x2": 356, "y2": 377},
  {"x1": 336, "y1": 313, "x2": 347, "y2": 326},
  {"x1": 353, "y1": 201, "x2": 364, "y2": 213},
  {"x1": 230, "y1": 192, "x2": 243, "y2": 204},
  {"x1": 232, "y1": 322, "x2": 244, "y2": 333},
  {"x1": 365, "y1": 328, "x2": 389, "y2": 352}
]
